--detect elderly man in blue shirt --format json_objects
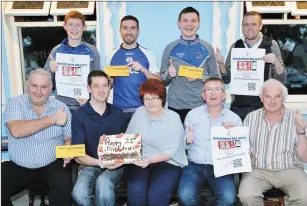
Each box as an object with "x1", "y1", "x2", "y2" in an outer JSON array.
[
  {"x1": 177, "y1": 77, "x2": 242, "y2": 206},
  {"x1": 2, "y1": 68, "x2": 72, "y2": 206}
]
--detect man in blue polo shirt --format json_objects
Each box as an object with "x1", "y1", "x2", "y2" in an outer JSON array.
[
  {"x1": 2, "y1": 68, "x2": 72, "y2": 206},
  {"x1": 107, "y1": 15, "x2": 160, "y2": 130},
  {"x1": 44, "y1": 10, "x2": 101, "y2": 113},
  {"x1": 71, "y1": 70, "x2": 125, "y2": 206}
]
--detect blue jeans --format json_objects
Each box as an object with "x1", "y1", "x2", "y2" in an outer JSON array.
[
  {"x1": 72, "y1": 166, "x2": 123, "y2": 206},
  {"x1": 124, "y1": 162, "x2": 182, "y2": 206},
  {"x1": 177, "y1": 162, "x2": 236, "y2": 206}
]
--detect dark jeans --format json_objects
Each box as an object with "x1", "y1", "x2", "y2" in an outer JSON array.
[
  {"x1": 177, "y1": 162, "x2": 236, "y2": 206},
  {"x1": 124, "y1": 162, "x2": 182, "y2": 206},
  {"x1": 1, "y1": 159, "x2": 72, "y2": 206},
  {"x1": 168, "y1": 107, "x2": 191, "y2": 124}
]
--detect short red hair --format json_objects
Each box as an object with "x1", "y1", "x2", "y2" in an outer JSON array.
[
  {"x1": 139, "y1": 79, "x2": 166, "y2": 107},
  {"x1": 64, "y1": 10, "x2": 85, "y2": 26}
]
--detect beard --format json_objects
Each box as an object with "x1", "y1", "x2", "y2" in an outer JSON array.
[{"x1": 123, "y1": 35, "x2": 136, "y2": 45}]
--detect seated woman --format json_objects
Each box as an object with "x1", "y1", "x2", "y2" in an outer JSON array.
[{"x1": 124, "y1": 79, "x2": 188, "y2": 206}]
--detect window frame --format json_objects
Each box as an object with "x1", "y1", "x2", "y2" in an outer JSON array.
[
  {"x1": 291, "y1": 2, "x2": 307, "y2": 16},
  {"x1": 4, "y1": 2, "x2": 51, "y2": 16},
  {"x1": 246, "y1": 1, "x2": 292, "y2": 13},
  {"x1": 50, "y1": 1, "x2": 95, "y2": 15}
]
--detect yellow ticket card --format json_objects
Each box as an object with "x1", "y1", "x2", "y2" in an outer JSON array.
[
  {"x1": 104, "y1": 66, "x2": 130, "y2": 77},
  {"x1": 56, "y1": 144, "x2": 85, "y2": 158},
  {"x1": 178, "y1": 66, "x2": 204, "y2": 79}
]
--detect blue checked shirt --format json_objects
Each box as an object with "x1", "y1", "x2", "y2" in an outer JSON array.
[
  {"x1": 4, "y1": 95, "x2": 72, "y2": 168},
  {"x1": 184, "y1": 104, "x2": 242, "y2": 165}
]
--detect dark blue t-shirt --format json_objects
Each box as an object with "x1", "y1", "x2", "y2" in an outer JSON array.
[{"x1": 72, "y1": 102, "x2": 125, "y2": 159}]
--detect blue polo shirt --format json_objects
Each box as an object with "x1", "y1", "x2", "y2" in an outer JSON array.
[{"x1": 71, "y1": 102, "x2": 125, "y2": 159}]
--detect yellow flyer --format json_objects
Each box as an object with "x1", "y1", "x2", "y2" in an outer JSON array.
[
  {"x1": 104, "y1": 66, "x2": 130, "y2": 77},
  {"x1": 56, "y1": 144, "x2": 85, "y2": 158},
  {"x1": 178, "y1": 66, "x2": 203, "y2": 79}
]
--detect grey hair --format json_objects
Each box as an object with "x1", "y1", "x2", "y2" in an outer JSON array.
[
  {"x1": 259, "y1": 79, "x2": 288, "y2": 101},
  {"x1": 28, "y1": 68, "x2": 53, "y2": 87}
]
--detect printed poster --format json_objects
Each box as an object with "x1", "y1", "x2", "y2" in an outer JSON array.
[
  {"x1": 211, "y1": 127, "x2": 252, "y2": 177},
  {"x1": 230, "y1": 48, "x2": 265, "y2": 96},
  {"x1": 55, "y1": 53, "x2": 90, "y2": 99}
]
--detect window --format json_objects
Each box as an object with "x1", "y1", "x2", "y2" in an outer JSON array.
[
  {"x1": 3, "y1": 1, "x2": 99, "y2": 96},
  {"x1": 20, "y1": 25, "x2": 97, "y2": 92},
  {"x1": 262, "y1": 24, "x2": 307, "y2": 96},
  {"x1": 243, "y1": 1, "x2": 307, "y2": 104}
]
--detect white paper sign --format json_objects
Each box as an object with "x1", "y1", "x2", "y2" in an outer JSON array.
[
  {"x1": 211, "y1": 127, "x2": 252, "y2": 178},
  {"x1": 230, "y1": 48, "x2": 265, "y2": 96},
  {"x1": 55, "y1": 53, "x2": 90, "y2": 99}
]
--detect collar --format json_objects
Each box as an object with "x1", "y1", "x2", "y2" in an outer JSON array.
[
  {"x1": 61, "y1": 38, "x2": 85, "y2": 48},
  {"x1": 180, "y1": 34, "x2": 199, "y2": 45},
  {"x1": 84, "y1": 101, "x2": 110, "y2": 116},
  {"x1": 146, "y1": 108, "x2": 166, "y2": 124},
  {"x1": 261, "y1": 105, "x2": 286, "y2": 123},
  {"x1": 203, "y1": 103, "x2": 226, "y2": 117},
  {"x1": 25, "y1": 95, "x2": 56, "y2": 110},
  {"x1": 243, "y1": 32, "x2": 263, "y2": 48},
  {"x1": 120, "y1": 42, "x2": 139, "y2": 50}
]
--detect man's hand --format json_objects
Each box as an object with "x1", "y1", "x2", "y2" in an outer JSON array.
[
  {"x1": 127, "y1": 61, "x2": 144, "y2": 72},
  {"x1": 63, "y1": 157, "x2": 72, "y2": 167},
  {"x1": 295, "y1": 110, "x2": 307, "y2": 134},
  {"x1": 105, "y1": 162, "x2": 124, "y2": 170},
  {"x1": 168, "y1": 59, "x2": 177, "y2": 78},
  {"x1": 77, "y1": 97, "x2": 88, "y2": 106},
  {"x1": 49, "y1": 55, "x2": 58, "y2": 73},
  {"x1": 215, "y1": 47, "x2": 224, "y2": 64},
  {"x1": 134, "y1": 158, "x2": 150, "y2": 168},
  {"x1": 263, "y1": 53, "x2": 278, "y2": 65},
  {"x1": 53, "y1": 108, "x2": 67, "y2": 126},
  {"x1": 222, "y1": 122, "x2": 236, "y2": 129},
  {"x1": 186, "y1": 124, "x2": 195, "y2": 144}
]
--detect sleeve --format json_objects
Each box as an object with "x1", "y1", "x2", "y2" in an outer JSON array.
[
  {"x1": 43, "y1": 46, "x2": 57, "y2": 72},
  {"x1": 4, "y1": 98, "x2": 24, "y2": 123},
  {"x1": 183, "y1": 111, "x2": 193, "y2": 150},
  {"x1": 91, "y1": 47, "x2": 101, "y2": 71},
  {"x1": 147, "y1": 51, "x2": 159, "y2": 74},
  {"x1": 222, "y1": 44, "x2": 234, "y2": 84},
  {"x1": 160, "y1": 45, "x2": 173, "y2": 86},
  {"x1": 71, "y1": 111, "x2": 86, "y2": 144},
  {"x1": 243, "y1": 112, "x2": 250, "y2": 127},
  {"x1": 159, "y1": 114, "x2": 186, "y2": 164},
  {"x1": 63, "y1": 104, "x2": 72, "y2": 140},
  {"x1": 235, "y1": 115, "x2": 243, "y2": 127},
  {"x1": 203, "y1": 44, "x2": 220, "y2": 79},
  {"x1": 270, "y1": 40, "x2": 287, "y2": 82}
]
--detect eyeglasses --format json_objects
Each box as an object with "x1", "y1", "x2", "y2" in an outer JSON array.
[
  {"x1": 204, "y1": 88, "x2": 225, "y2": 94},
  {"x1": 143, "y1": 97, "x2": 160, "y2": 102}
]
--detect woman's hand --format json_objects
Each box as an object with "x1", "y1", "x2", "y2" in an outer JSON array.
[{"x1": 134, "y1": 158, "x2": 151, "y2": 168}]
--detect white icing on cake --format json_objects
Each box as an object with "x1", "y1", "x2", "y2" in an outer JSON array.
[{"x1": 97, "y1": 133, "x2": 142, "y2": 165}]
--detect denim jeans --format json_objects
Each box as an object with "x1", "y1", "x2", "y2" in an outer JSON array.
[
  {"x1": 124, "y1": 162, "x2": 182, "y2": 206},
  {"x1": 72, "y1": 166, "x2": 123, "y2": 206},
  {"x1": 177, "y1": 162, "x2": 236, "y2": 206}
]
